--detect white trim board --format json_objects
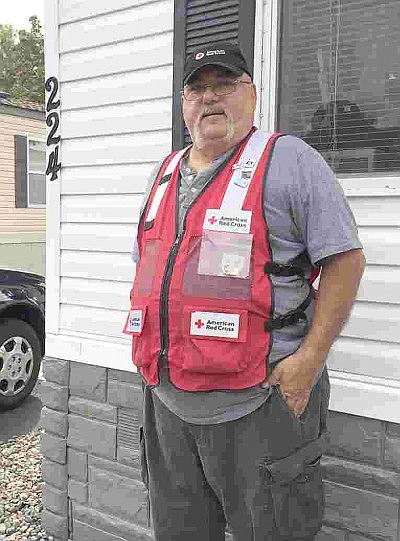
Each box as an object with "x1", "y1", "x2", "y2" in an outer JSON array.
[
  {"x1": 329, "y1": 370, "x2": 400, "y2": 424},
  {"x1": 339, "y1": 176, "x2": 400, "y2": 197},
  {"x1": 44, "y1": 0, "x2": 61, "y2": 335},
  {"x1": 44, "y1": 332, "x2": 400, "y2": 423},
  {"x1": 257, "y1": 0, "x2": 280, "y2": 133},
  {"x1": 45, "y1": 332, "x2": 135, "y2": 372},
  {"x1": 253, "y1": 0, "x2": 265, "y2": 127}
]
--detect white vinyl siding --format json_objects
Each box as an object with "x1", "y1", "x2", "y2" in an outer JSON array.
[
  {"x1": 61, "y1": 67, "x2": 172, "y2": 110},
  {"x1": 58, "y1": 0, "x2": 156, "y2": 24},
  {"x1": 61, "y1": 164, "x2": 152, "y2": 195},
  {"x1": 61, "y1": 100, "x2": 172, "y2": 140},
  {"x1": 61, "y1": 252, "x2": 134, "y2": 282},
  {"x1": 257, "y1": 0, "x2": 400, "y2": 422},
  {"x1": 60, "y1": 34, "x2": 172, "y2": 82},
  {"x1": 60, "y1": 194, "x2": 143, "y2": 223},
  {"x1": 59, "y1": 1, "x2": 173, "y2": 53},
  {"x1": 61, "y1": 131, "x2": 171, "y2": 167},
  {"x1": 45, "y1": 0, "x2": 174, "y2": 364}
]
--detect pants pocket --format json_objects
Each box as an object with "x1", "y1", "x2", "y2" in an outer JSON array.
[
  {"x1": 139, "y1": 426, "x2": 149, "y2": 489},
  {"x1": 139, "y1": 426, "x2": 151, "y2": 527},
  {"x1": 272, "y1": 459, "x2": 324, "y2": 539},
  {"x1": 274, "y1": 383, "x2": 312, "y2": 425},
  {"x1": 260, "y1": 433, "x2": 327, "y2": 540}
]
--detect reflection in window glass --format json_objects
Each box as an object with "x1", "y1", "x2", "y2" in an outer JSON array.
[
  {"x1": 278, "y1": 0, "x2": 400, "y2": 175},
  {"x1": 29, "y1": 140, "x2": 45, "y2": 171},
  {"x1": 28, "y1": 173, "x2": 46, "y2": 206},
  {"x1": 28, "y1": 139, "x2": 46, "y2": 206}
]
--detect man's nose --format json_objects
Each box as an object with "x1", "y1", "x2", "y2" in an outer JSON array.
[{"x1": 202, "y1": 85, "x2": 219, "y2": 102}]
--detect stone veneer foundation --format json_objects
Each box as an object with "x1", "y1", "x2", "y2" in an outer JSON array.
[{"x1": 39, "y1": 357, "x2": 400, "y2": 541}]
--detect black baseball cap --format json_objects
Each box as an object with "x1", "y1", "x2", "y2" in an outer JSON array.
[{"x1": 183, "y1": 41, "x2": 252, "y2": 85}]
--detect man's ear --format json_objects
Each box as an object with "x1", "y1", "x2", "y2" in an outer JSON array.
[{"x1": 252, "y1": 83, "x2": 257, "y2": 110}]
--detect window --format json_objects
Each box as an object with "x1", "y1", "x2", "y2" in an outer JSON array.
[
  {"x1": 277, "y1": 0, "x2": 400, "y2": 175},
  {"x1": 27, "y1": 139, "x2": 46, "y2": 207},
  {"x1": 14, "y1": 135, "x2": 46, "y2": 208}
]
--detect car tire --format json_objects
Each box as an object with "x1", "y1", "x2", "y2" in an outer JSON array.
[{"x1": 0, "y1": 319, "x2": 42, "y2": 411}]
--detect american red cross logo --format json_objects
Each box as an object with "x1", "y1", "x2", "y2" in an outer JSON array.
[
  {"x1": 195, "y1": 319, "x2": 205, "y2": 329},
  {"x1": 208, "y1": 215, "x2": 217, "y2": 225}
]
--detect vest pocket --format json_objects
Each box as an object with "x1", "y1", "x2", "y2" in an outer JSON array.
[
  {"x1": 126, "y1": 304, "x2": 152, "y2": 368},
  {"x1": 182, "y1": 306, "x2": 248, "y2": 374},
  {"x1": 123, "y1": 306, "x2": 147, "y2": 336},
  {"x1": 182, "y1": 236, "x2": 252, "y2": 300},
  {"x1": 133, "y1": 239, "x2": 161, "y2": 297}
]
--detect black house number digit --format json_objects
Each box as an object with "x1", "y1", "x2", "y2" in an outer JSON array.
[
  {"x1": 45, "y1": 76, "x2": 60, "y2": 112},
  {"x1": 45, "y1": 76, "x2": 61, "y2": 182},
  {"x1": 46, "y1": 146, "x2": 62, "y2": 182},
  {"x1": 46, "y1": 112, "x2": 61, "y2": 146}
]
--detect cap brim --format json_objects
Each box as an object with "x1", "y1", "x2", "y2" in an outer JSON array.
[{"x1": 184, "y1": 62, "x2": 244, "y2": 85}]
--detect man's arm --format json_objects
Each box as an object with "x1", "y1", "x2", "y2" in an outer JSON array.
[
  {"x1": 263, "y1": 247, "x2": 366, "y2": 416},
  {"x1": 300, "y1": 248, "x2": 366, "y2": 367}
]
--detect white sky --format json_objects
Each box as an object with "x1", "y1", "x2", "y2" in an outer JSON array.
[{"x1": 1, "y1": 0, "x2": 44, "y2": 31}]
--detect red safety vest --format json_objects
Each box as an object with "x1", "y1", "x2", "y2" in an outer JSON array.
[{"x1": 124, "y1": 130, "x2": 315, "y2": 391}]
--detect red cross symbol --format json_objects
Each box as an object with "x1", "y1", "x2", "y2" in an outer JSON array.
[
  {"x1": 208, "y1": 215, "x2": 217, "y2": 225},
  {"x1": 195, "y1": 319, "x2": 205, "y2": 329}
]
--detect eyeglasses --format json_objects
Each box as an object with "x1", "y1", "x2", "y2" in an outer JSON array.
[{"x1": 181, "y1": 79, "x2": 253, "y2": 102}]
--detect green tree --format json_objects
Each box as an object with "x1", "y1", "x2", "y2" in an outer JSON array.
[
  {"x1": 0, "y1": 16, "x2": 44, "y2": 103},
  {"x1": 0, "y1": 24, "x2": 17, "y2": 93}
]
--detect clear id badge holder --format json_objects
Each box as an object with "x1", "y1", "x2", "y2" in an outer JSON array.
[{"x1": 197, "y1": 230, "x2": 253, "y2": 279}]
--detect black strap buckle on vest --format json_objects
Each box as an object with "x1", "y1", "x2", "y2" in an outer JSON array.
[
  {"x1": 264, "y1": 262, "x2": 304, "y2": 279},
  {"x1": 159, "y1": 173, "x2": 171, "y2": 185},
  {"x1": 264, "y1": 290, "x2": 313, "y2": 332},
  {"x1": 144, "y1": 219, "x2": 155, "y2": 231}
]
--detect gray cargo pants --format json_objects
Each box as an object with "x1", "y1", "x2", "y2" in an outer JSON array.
[{"x1": 140, "y1": 366, "x2": 330, "y2": 541}]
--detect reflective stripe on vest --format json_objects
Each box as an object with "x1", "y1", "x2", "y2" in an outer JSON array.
[
  {"x1": 147, "y1": 131, "x2": 272, "y2": 223},
  {"x1": 221, "y1": 130, "x2": 273, "y2": 212},
  {"x1": 146, "y1": 147, "x2": 188, "y2": 223}
]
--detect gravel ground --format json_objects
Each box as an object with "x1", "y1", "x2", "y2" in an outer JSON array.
[{"x1": 0, "y1": 425, "x2": 53, "y2": 541}]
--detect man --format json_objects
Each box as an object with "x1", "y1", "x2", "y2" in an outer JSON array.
[{"x1": 126, "y1": 41, "x2": 365, "y2": 540}]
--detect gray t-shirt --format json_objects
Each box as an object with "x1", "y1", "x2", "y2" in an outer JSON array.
[{"x1": 132, "y1": 132, "x2": 362, "y2": 424}]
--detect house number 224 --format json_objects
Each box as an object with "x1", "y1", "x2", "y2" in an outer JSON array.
[{"x1": 45, "y1": 76, "x2": 62, "y2": 182}]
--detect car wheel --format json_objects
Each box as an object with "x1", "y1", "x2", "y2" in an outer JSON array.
[{"x1": 0, "y1": 319, "x2": 42, "y2": 411}]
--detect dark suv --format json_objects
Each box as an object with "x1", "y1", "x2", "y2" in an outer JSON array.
[{"x1": 0, "y1": 269, "x2": 45, "y2": 410}]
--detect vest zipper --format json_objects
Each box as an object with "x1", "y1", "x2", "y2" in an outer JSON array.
[
  {"x1": 157, "y1": 131, "x2": 257, "y2": 374},
  {"x1": 159, "y1": 233, "x2": 182, "y2": 364},
  {"x1": 159, "y1": 179, "x2": 182, "y2": 365},
  {"x1": 158, "y1": 155, "x2": 235, "y2": 371}
]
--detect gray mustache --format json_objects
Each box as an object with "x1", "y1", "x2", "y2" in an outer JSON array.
[{"x1": 201, "y1": 110, "x2": 226, "y2": 118}]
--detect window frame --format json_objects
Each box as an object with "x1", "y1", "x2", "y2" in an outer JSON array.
[
  {"x1": 257, "y1": 0, "x2": 400, "y2": 197},
  {"x1": 26, "y1": 135, "x2": 46, "y2": 209}
]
